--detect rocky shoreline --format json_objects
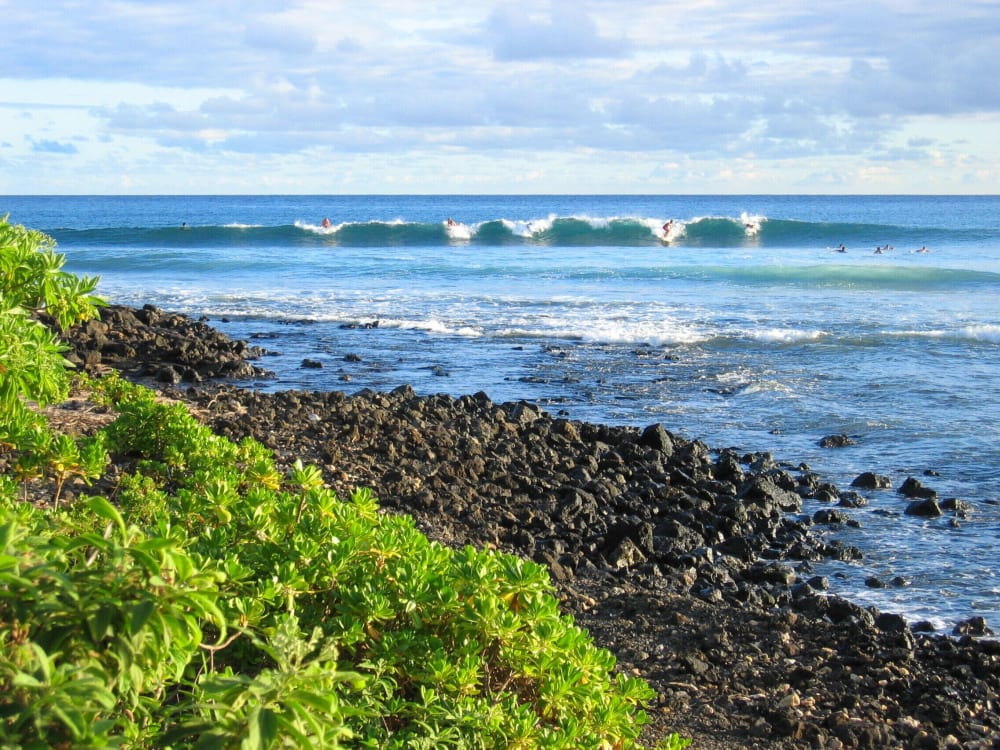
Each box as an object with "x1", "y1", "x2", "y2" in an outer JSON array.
[{"x1": 60, "y1": 305, "x2": 1000, "y2": 749}]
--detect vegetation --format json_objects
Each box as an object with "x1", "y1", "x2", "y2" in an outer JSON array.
[{"x1": 0, "y1": 216, "x2": 690, "y2": 749}]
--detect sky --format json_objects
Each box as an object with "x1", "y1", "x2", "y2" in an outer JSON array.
[{"x1": 1, "y1": 0, "x2": 998, "y2": 195}]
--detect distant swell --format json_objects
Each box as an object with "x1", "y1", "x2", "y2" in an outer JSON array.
[{"x1": 49, "y1": 214, "x2": 973, "y2": 249}]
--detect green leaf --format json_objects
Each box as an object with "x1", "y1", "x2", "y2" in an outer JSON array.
[
  {"x1": 87, "y1": 496, "x2": 126, "y2": 538},
  {"x1": 248, "y1": 706, "x2": 278, "y2": 750},
  {"x1": 127, "y1": 599, "x2": 156, "y2": 636}
]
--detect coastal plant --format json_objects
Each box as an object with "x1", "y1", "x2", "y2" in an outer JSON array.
[
  {"x1": 1, "y1": 216, "x2": 108, "y2": 506},
  {"x1": 0, "y1": 215, "x2": 103, "y2": 414},
  {"x1": 92, "y1": 385, "x2": 666, "y2": 747}
]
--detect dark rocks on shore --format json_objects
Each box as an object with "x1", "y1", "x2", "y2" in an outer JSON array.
[
  {"x1": 57, "y1": 306, "x2": 1000, "y2": 750},
  {"x1": 57, "y1": 304, "x2": 273, "y2": 382}
]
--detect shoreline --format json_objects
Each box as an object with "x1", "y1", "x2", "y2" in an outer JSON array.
[{"x1": 60, "y1": 304, "x2": 1000, "y2": 749}]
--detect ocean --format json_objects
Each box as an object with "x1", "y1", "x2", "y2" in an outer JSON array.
[{"x1": 5, "y1": 194, "x2": 999, "y2": 634}]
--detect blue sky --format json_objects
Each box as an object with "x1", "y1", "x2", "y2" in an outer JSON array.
[{"x1": 2, "y1": 0, "x2": 998, "y2": 194}]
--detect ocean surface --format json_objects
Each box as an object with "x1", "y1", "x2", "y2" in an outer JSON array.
[{"x1": 5, "y1": 194, "x2": 999, "y2": 634}]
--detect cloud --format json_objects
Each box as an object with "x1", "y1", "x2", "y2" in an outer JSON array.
[
  {"x1": 1, "y1": 0, "x2": 998, "y2": 193},
  {"x1": 30, "y1": 138, "x2": 79, "y2": 154},
  {"x1": 485, "y1": 1, "x2": 631, "y2": 61}
]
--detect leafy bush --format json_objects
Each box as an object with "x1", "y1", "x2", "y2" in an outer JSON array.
[
  {"x1": 0, "y1": 222, "x2": 691, "y2": 749},
  {"x1": 1, "y1": 216, "x2": 107, "y2": 507}
]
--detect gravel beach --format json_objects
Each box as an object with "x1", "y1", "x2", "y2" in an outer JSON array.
[{"x1": 56, "y1": 305, "x2": 1000, "y2": 750}]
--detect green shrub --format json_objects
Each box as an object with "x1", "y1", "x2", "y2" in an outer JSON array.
[{"x1": 1, "y1": 216, "x2": 107, "y2": 507}]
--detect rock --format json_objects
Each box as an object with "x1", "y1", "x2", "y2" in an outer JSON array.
[
  {"x1": 155, "y1": 365, "x2": 182, "y2": 384},
  {"x1": 905, "y1": 498, "x2": 942, "y2": 517},
  {"x1": 898, "y1": 477, "x2": 938, "y2": 499},
  {"x1": 851, "y1": 471, "x2": 892, "y2": 490},
  {"x1": 639, "y1": 423, "x2": 674, "y2": 457},
  {"x1": 837, "y1": 490, "x2": 869, "y2": 508},
  {"x1": 875, "y1": 612, "x2": 909, "y2": 632},
  {"x1": 819, "y1": 434, "x2": 856, "y2": 448},
  {"x1": 301, "y1": 358, "x2": 324, "y2": 369},
  {"x1": 57, "y1": 304, "x2": 272, "y2": 382},
  {"x1": 813, "y1": 508, "x2": 851, "y2": 525},
  {"x1": 940, "y1": 498, "x2": 972, "y2": 515},
  {"x1": 952, "y1": 616, "x2": 995, "y2": 637}
]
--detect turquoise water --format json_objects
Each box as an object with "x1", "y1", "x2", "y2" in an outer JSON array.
[{"x1": 5, "y1": 194, "x2": 999, "y2": 632}]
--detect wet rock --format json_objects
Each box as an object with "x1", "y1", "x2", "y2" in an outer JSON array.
[
  {"x1": 899, "y1": 476, "x2": 938, "y2": 499},
  {"x1": 952, "y1": 616, "x2": 994, "y2": 637},
  {"x1": 851, "y1": 471, "x2": 892, "y2": 490},
  {"x1": 837, "y1": 490, "x2": 869, "y2": 508},
  {"x1": 940, "y1": 498, "x2": 972, "y2": 516},
  {"x1": 906, "y1": 498, "x2": 942, "y2": 517},
  {"x1": 819, "y1": 434, "x2": 857, "y2": 448},
  {"x1": 813, "y1": 508, "x2": 851, "y2": 525}
]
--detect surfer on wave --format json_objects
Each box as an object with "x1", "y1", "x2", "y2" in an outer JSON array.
[{"x1": 321, "y1": 217, "x2": 331, "y2": 229}]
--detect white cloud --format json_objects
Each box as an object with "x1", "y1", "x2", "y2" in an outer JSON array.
[
  {"x1": 0, "y1": 0, "x2": 997, "y2": 193},
  {"x1": 485, "y1": 1, "x2": 631, "y2": 60}
]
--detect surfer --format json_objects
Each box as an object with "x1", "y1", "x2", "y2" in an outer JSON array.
[
  {"x1": 662, "y1": 220, "x2": 673, "y2": 235},
  {"x1": 446, "y1": 218, "x2": 457, "y2": 227},
  {"x1": 321, "y1": 217, "x2": 331, "y2": 228},
  {"x1": 836, "y1": 244, "x2": 847, "y2": 253},
  {"x1": 915, "y1": 245, "x2": 929, "y2": 253}
]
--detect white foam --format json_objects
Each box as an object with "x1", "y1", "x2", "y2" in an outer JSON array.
[
  {"x1": 749, "y1": 327, "x2": 826, "y2": 343},
  {"x1": 444, "y1": 221, "x2": 473, "y2": 241},
  {"x1": 581, "y1": 215, "x2": 612, "y2": 229},
  {"x1": 889, "y1": 324, "x2": 1000, "y2": 343},
  {"x1": 640, "y1": 217, "x2": 687, "y2": 242},
  {"x1": 502, "y1": 215, "x2": 555, "y2": 238},
  {"x1": 379, "y1": 318, "x2": 483, "y2": 337},
  {"x1": 295, "y1": 219, "x2": 340, "y2": 234},
  {"x1": 740, "y1": 211, "x2": 765, "y2": 235},
  {"x1": 499, "y1": 318, "x2": 707, "y2": 346},
  {"x1": 959, "y1": 324, "x2": 1000, "y2": 343}
]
